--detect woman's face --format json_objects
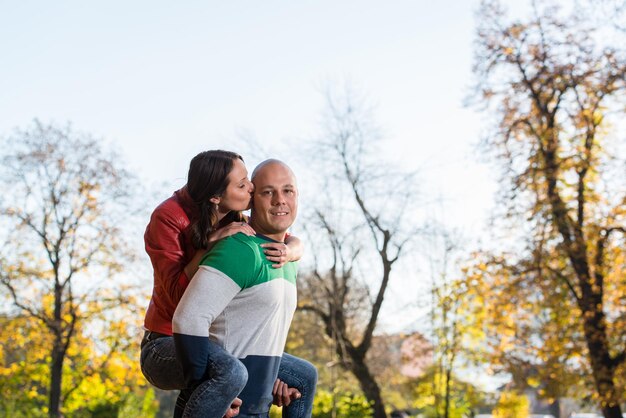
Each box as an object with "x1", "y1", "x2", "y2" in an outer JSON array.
[{"x1": 216, "y1": 158, "x2": 253, "y2": 213}]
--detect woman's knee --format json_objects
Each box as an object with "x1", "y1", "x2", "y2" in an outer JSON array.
[
  {"x1": 288, "y1": 355, "x2": 317, "y2": 385},
  {"x1": 300, "y1": 359, "x2": 318, "y2": 387},
  {"x1": 282, "y1": 354, "x2": 318, "y2": 388},
  {"x1": 221, "y1": 356, "x2": 248, "y2": 389}
]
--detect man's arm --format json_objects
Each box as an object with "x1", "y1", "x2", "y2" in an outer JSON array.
[
  {"x1": 273, "y1": 378, "x2": 301, "y2": 407},
  {"x1": 172, "y1": 266, "x2": 241, "y2": 386}
]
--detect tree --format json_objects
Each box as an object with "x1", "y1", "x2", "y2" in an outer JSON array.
[
  {"x1": 466, "y1": 1, "x2": 626, "y2": 417},
  {"x1": 0, "y1": 313, "x2": 158, "y2": 418},
  {"x1": 408, "y1": 366, "x2": 486, "y2": 418},
  {"x1": 493, "y1": 391, "x2": 529, "y2": 418},
  {"x1": 427, "y1": 230, "x2": 469, "y2": 418},
  {"x1": 0, "y1": 120, "x2": 143, "y2": 417},
  {"x1": 298, "y1": 88, "x2": 419, "y2": 418}
]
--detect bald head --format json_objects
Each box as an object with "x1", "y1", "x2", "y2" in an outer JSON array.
[
  {"x1": 249, "y1": 159, "x2": 298, "y2": 242},
  {"x1": 251, "y1": 159, "x2": 296, "y2": 184}
]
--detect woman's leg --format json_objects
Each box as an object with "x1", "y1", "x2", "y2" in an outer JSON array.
[
  {"x1": 180, "y1": 341, "x2": 248, "y2": 418},
  {"x1": 277, "y1": 353, "x2": 318, "y2": 418},
  {"x1": 139, "y1": 334, "x2": 247, "y2": 418},
  {"x1": 140, "y1": 336, "x2": 185, "y2": 390}
]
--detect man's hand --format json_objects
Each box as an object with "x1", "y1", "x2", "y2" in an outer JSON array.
[
  {"x1": 272, "y1": 378, "x2": 301, "y2": 407},
  {"x1": 223, "y1": 397, "x2": 242, "y2": 418}
]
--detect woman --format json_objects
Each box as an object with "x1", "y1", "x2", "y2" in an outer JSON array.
[{"x1": 141, "y1": 150, "x2": 317, "y2": 418}]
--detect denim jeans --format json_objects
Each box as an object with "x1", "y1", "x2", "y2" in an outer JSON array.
[
  {"x1": 176, "y1": 364, "x2": 248, "y2": 418},
  {"x1": 140, "y1": 335, "x2": 317, "y2": 418},
  {"x1": 276, "y1": 353, "x2": 318, "y2": 418},
  {"x1": 140, "y1": 334, "x2": 247, "y2": 417}
]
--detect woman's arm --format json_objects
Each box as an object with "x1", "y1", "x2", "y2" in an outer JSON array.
[
  {"x1": 285, "y1": 235, "x2": 303, "y2": 261},
  {"x1": 182, "y1": 248, "x2": 208, "y2": 283},
  {"x1": 183, "y1": 221, "x2": 256, "y2": 280},
  {"x1": 147, "y1": 207, "x2": 256, "y2": 305},
  {"x1": 145, "y1": 208, "x2": 194, "y2": 305}
]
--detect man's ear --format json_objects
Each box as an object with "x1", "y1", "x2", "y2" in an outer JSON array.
[{"x1": 209, "y1": 196, "x2": 221, "y2": 205}]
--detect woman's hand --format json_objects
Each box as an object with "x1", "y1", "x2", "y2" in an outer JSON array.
[
  {"x1": 209, "y1": 221, "x2": 255, "y2": 243},
  {"x1": 260, "y1": 242, "x2": 291, "y2": 268},
  {"x1": 261, "y1": 235, "x2": 303, "y2": 268}
]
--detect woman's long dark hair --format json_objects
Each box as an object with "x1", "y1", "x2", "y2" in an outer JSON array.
[{"x1": 187, "y1": 150, "x2": 245, "y2": 249}]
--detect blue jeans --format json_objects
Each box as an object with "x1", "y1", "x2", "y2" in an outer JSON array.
[
  {"x1": 277, "y1": 353, "x2": 317, "y2": 418},
  {"x1": 140, "y1": 334, "x2": 317, "y2": 418},
  {"x1": 140, "y1": 333, "x2": 247, "y2": 417}
]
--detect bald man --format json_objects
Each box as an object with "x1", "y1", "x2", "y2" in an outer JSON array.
[{"x1": 173, "y1": 160, "x2": 314, "y2": 418}]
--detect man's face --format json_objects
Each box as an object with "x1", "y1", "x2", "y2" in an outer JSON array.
[{"x1": 251, "y1": 163, "x2": 298, "y2": 239}]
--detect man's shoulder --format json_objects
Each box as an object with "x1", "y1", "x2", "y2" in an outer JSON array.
[
  {"x1": 200, "y1": 233, "x2": 267, "y2": 289},
  {"x1": 201, "y1": 233, "x2": 264, "y2": 270},
  {"x1": 214, "y1": 233, "x2": 264, "y2": 256}
]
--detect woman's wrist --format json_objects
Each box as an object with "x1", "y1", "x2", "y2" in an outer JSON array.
[{"x1": 285, "y1": 236, "x2": 303, "y2": 262}]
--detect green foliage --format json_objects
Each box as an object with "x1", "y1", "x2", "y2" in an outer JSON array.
[
  {"x1": 0, "y1": 120, "x2": 145, "y2": 417},
  {"x1": 407, "y1": 366, "x2": 486, "y2": 418},
  {"x1": 67, "y1": 389, "x2": 157, "y2": 418},
  {"x1": 0, "y1": 314, "x2": 156, "y2": 418},
  {"x1": 311, "y1": 389, "x2": 373, "y2": 418},
  {"x1": 270, "y1": 389, "x2": 374, "y2": 418}
]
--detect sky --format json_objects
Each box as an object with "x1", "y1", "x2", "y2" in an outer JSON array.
[
  {"x1": 0, "y1": 1, "x2": 500, "y2": 221},
  {"x1": 0, "y1": 0, "x2": 534, "y2": 388},
  {"x1": 0, "y1": 0, "x2": 526, "y2": 331}
]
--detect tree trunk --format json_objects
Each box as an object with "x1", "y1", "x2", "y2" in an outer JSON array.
[
  {"x1": 348, "y1": 354, "x2": 387, "y2": 418},
  {"x1": 444, "y1": 366, "x2": 452, "y2": 418},
  {"x1": 543, "y1": 136, "x2": 623, "y2": 418},
  {"x1": 581, "y1": 305, "x2": 622, "y2": 418},
  {"x1": 50, "y1": 281, "x2": 64, "y2": 418},
  {"x1": 49, "y1": 338, "x2": 64, "y2": 418}
]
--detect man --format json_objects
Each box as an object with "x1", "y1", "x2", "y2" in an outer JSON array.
[{"x1": 173, "y1": 159, "x2": 313, "y2": 418}]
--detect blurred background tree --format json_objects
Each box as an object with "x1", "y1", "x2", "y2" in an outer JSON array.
[
  {"x1": 0, "y1": 120, "x2": 154, "y2": 418},
  {"x1": 493, "y1": 391, "x2": 529, "y2": 418},
  {"x1": 458, "y1": 0, "x2": 626, "y2": 417},
  {"x1": 297, "y1": 88, "x2": 420, "y2": 418}
]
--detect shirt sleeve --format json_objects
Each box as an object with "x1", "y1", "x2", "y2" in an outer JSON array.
[
  {"x1": 172, "y1": 265, "x2": 241, "y2": 386},
  {"x1": 171, "y1": 235, "x2": 259, "y2": 386},
  {"x1": 200, "y1": 233, "x2": 260, "y2": 288}
]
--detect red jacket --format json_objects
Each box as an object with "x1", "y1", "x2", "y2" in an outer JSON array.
[{"x1": 143, "y1": 187, "x2": 198, "y2": 335}]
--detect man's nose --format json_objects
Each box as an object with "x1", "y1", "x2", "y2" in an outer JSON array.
[{"x1": 272, "y1": 191, "x2": 286, "y2": 205}]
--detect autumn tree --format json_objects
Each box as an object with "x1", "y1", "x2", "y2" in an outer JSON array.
[
  {"x1": 0, "y1": 313, "x2": 157, "y2": 418},
  {"x1": 408, "y1": 366, "x2": 486, "y2": 418},
  {"x1": 493, "y1": 391, "x2": 529, "y2": 418},
  {"x1": 0, "y1": 121, "x2": 145, "y2": 417},
  {"x1": 297, "y1": 89, "x2": 419, "y2": 418},
  {"x1": 463, "y1": 1, "x2": 626, "y2": 417}
]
